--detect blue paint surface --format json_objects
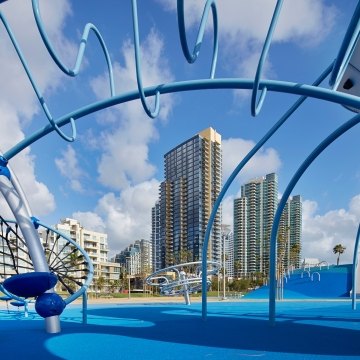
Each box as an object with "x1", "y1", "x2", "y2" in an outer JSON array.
[
  {"x1": 246, "y1": 265, "x2": 353, "y2": 299},
  {"x1": 0, "y1": 300, "x2": 359, "y2": 359}
]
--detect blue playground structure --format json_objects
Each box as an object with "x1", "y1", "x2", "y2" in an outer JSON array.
[
  {"x1": 0, "y1": 0, "x2": 360, "y2": 335},
  {"x1": 245, "y1": 264, "x2": 353, "y2": 300}
]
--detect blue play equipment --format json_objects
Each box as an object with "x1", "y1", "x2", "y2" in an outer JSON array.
[
  {"x1": 0, "y1": 216, "x2": 93, "y2": 323},
  {"x1": 245, "y1": 265, "x2": 353, "y2": 300},
  {"x1": 0, "y1": 0, "x2": 360, "y2": 334}
]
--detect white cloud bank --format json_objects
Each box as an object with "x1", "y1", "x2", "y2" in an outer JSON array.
[
  {"x1": 158, "y1": 0, "x2": 337, "y2": 99},
  {"x1": 91, "y1": 29, "x2": 174, "y2": 191},
  {"x1": 0, "y1": 0, "x2": 76, "y2": 216},
  {"x1": 222, "y1": 137, "x2": 282, "y2": 183},
  {"x1": 302, "y1": 195, "x2": 360, "y2": 265},
  {"x1": 69, "y1": 28, "x2": 175, "y2": 253},
  {"x1": 73, "y1": 179, "x2": 160, "y2": 254},
  {"x1": 55, "y1": 145, "x2": 85, "y2": 193}
]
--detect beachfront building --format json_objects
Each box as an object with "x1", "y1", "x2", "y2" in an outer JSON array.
[
  {"x1": 278, "y1": 195, "x2": 302, "y2": 269},
  {"x1": 43, "y1": 218, "x2": 121, "y2": 291},
  {"x1": 113, "y1": 239, "x2": 152, "y2": 276},
  {"x1": 221, "y1": 224, "x2": 234, "y2": 278},
  {"x1": 154, "y1": 127, "x2": 222, "y2": 268},
  {"x1": 151, "y1": 201, "x2": 161, "y2": 272},
  {"x1": 233, "y1": 173, "x2": 302, "y2": 278}
]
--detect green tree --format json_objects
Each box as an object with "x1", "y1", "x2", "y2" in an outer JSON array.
[
  {"x1": 234, "y1": 260, "x2": 241, "y2": 278},
  {"x1": 290, "y1": 243, "x2": 301, "y2": 268},
  {"x1": 333, "y1": 244, "x2": 346, "y2": 265},
  {"x1": 95, "y1": 276, "x2": 106, "y2": 295}
]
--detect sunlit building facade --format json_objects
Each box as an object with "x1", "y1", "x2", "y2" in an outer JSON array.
[
  {"x1": 233, "y1": 174, "x2": 302, "y2": 278},
  {"x1": 155, "y1": 127, "x2": 222, "y2": 268}
]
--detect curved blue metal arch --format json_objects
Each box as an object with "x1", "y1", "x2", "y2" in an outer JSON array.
[
  {"x1": 251, "y1": 0, "x2": 283, "y2": 116},
  {"x1": 329, "y1": 1, "x2": 360, "y2": 88},
  {"x1": 268, "y1": 112, "x2": 360, "y2": 325},
  {"x1": 4, "y1": 76, "x2": 360, "y2": 161},
  {"x1": 177, "y1": 0, "x2": 218, "y2": 79},
  {"x1": 351, "y1": 223, "x2": 360, "y2": 309},
  {"x1": 200, "y1": 62, "x2": 334, "y2": 319}
]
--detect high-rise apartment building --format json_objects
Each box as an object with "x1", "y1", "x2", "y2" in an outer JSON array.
[
  {"x1": 233, "y1": 173, "x2": 301, "y2": 278},
  {"x1": 151, "y1": 201, "x2": 161, "y2": 272},
  {"x1": 278, "y1": 195, "x2": 302, "y2": 269},
  {"x1": 221, "y1": 224, "x2": 234, "y2": 278},
  {"x1": 113, "y1": 239, "x2": 153, "y2": 276},
  {"x1": 234, "y1": 173, "x2": 278, "y2": 277},
  {"x1": 154, "y1": 127, "x2": 222, "y2": 268}
]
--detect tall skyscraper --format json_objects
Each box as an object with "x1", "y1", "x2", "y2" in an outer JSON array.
[
  {"x1": 113, "y1": 239, "x2": 153, "y2": 276},
  {"x1": 221, "y1": 224, "x2": 234, "y2": 278},
  {"x1": 278, "y1": 195, "x2": 302, "y2": 269},
  {"x1": 151, "y1": 201, "x2": 161, "y2": 272},
  {"x1": 153, "y1": 127, "x2": 222, "y2": 268},
  {"x1": 233, "y1": 173, "x2": 301, "y2": 278},
  {"x1": 234, "y1": 173, "x2": 278, "y2": 277}
]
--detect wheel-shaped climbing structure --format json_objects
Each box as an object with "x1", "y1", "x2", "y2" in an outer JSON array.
[{"x1": 0, "y1": 216, "x2": 93, "y2": 312}]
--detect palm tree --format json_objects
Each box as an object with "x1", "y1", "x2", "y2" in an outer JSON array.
[
  {"x1": 95, "y1": 276, "x2": 106, "y2": 296},
  {"x1": 290, "y1": 243, "x2": 301, "y2": 268},
  {"x1": 234, "y1": 260, "x2": 241, "y2": 279},
  {"x1": 333, "y1": 244, "x2": 346, "y2": 265}
]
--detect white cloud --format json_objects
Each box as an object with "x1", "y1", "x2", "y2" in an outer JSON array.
[
  {"x1": 55, "y1": 145, "x2": 85, "y2": 193},
  {"x1": 73, "y1": 179, "x2": 160, "y2": 254},
  {"x1": 0, "y1": 0, "x2": 74, "y2": 217},
  {"x1": 90, "y1": 29, "x2": 174, "y2": 190},
  {"x1": 222, "y1": 137, "x2": 282, "y2": 183},
  {"x1": 72, "y1": 211, "x2": 106, "y2": 233},
  {"x1": 158, "y1": 0, "x2": 336, "y2": 82},
  {"x1": 221, "y1": 195, "x2": 235, "y2": 229},
  {"x1": 302, "y1": 196, "x2": 360, "y2": 265},
  {"x1": 0, "y1": 0, "x2": 74, "y2": 121}
]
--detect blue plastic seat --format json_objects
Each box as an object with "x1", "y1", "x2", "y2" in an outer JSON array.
[{"x1": 3, "y1": 272, "x2": 57, "y2": 298}]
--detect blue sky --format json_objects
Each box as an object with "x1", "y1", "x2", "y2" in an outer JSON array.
[{"x1": 0, "y1": 0, "x2": 359, "y2": 265}]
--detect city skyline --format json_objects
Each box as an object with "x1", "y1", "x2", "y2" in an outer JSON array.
[{"x1": 0, "y1": 1, "x2": 359, "y2": 266}]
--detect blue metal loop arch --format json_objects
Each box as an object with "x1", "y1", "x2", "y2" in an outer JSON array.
[{"x1": 177, "y1": 0, "x2": 218, "y2": 79}]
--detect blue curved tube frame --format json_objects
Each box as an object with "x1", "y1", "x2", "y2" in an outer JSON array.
[
  {"x1": 177, "y1": 0, "x2": 218, "y2": 79},
  {"x1": 251, "y1": 0, "x2": 283, "y2": 116},
  {"x1": 352, "y1": 223, "x2": 360, "y2": 309},
  {"x1": 329, "y1": 1, "x2": 360, "y2": 88},
  {"x1": 268, "y1": 112, "x2": 360, "y2": 325},
  {"x1": 200, "y1": 62, "x2": 334, "y2": 320},
  {"x1": 4, "y1": 76, "x2": 360, "y2": 161}
]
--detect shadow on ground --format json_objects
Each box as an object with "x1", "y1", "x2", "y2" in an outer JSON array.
[{"x1": 0, "y1": 302, "x2": 359, "y2": 359}]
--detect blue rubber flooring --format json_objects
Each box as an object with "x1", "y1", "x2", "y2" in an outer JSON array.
[{"x1": 1, "y1": 300, "x2": 360, "y2": 359}]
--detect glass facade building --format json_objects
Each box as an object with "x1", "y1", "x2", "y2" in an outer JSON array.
[{"x1": 154, "y1": 127, "x2": 222, "y2": 268}]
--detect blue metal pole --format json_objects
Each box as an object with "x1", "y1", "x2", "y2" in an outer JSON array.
[
  {"x1": 177, "y1": 0, "x2": 218, "y2": 78},
  {"x1": 4, "y1": 76, "x2": 360, "y2": 161},
  {"x1": 269, "y1": 112, "x2": 360, "y2": 326},
  {"x1": 200, "y1": 63, "x2": 333, "y2": 320},
  {"x1": 251, "y1": 0, "x2": 283, "y2": 116},
  {"x1": 329, "y1": 1, "x2": 360, "y2": 88},
  {"x1": 131, "y1": 0, "x2": 160, "y2": 118},
  {"x1": 352, "y1": 223, "x2": 360, "y2": 309}
]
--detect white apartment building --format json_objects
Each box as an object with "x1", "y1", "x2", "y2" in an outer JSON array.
[{"x1": 47, "y1": 218, "x2": 121, "y2": 290}]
